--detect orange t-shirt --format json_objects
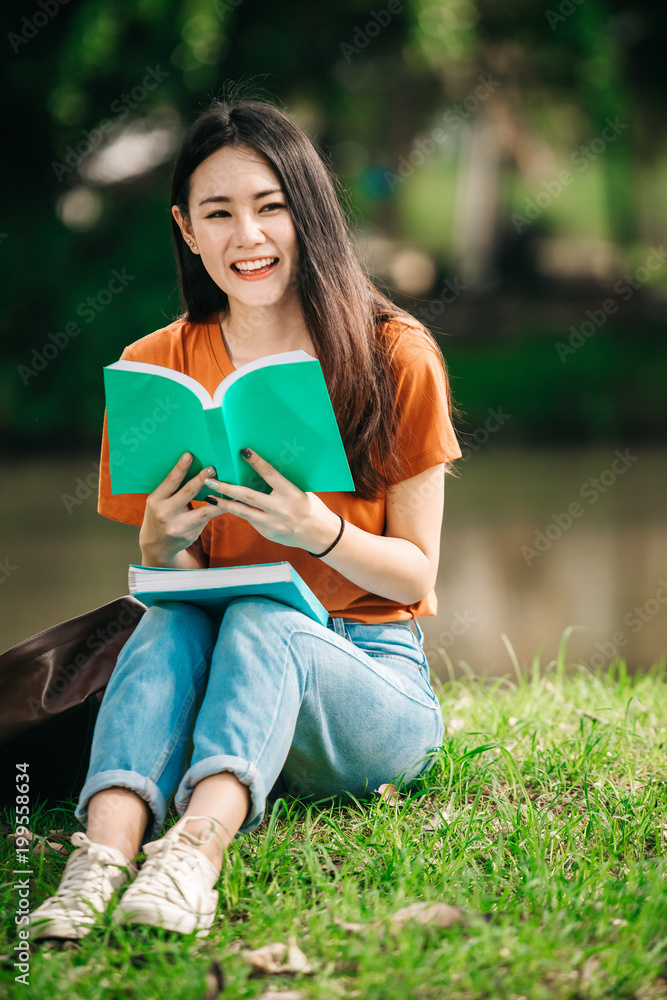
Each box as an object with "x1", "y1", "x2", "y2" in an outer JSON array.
[{"x1": 98, "y1": 312, "x2": 463, "y2": 623}]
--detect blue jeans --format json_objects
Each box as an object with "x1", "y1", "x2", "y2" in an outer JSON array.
[{"x1": 75, "y1": 597, "x2": 444, "y2": 844}]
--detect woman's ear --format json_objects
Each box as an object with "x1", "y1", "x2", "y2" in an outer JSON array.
[{"x1": 172, "y1": 205, "x2": 198, "y2": 252}]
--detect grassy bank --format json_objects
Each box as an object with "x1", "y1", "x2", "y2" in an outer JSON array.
[{"x1": 2, "y1": 630, "x2": 666, "y2": 999}]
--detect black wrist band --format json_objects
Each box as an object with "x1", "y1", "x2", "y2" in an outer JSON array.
[{"x1": 309, "y1": 513, "x2": 345, "y2": 558}]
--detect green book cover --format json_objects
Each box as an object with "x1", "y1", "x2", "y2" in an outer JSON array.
[{"x1": 103, "y1": 350, "x2": 354, "y2": 500}]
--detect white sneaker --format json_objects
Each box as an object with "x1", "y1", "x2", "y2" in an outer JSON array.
[
  {"x1": 113, "y1": 815, "x2": 220, "y2": 937},
  {"x1": 28, "y1": 832, "x2": 137, "y2": 940}
]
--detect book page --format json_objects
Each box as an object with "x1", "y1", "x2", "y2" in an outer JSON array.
[
  {"x1": 105, "y1": 366, "x2": 218, "y2": 494},
  {"x1": 220, "y1": 358, "x2": 354, "y2": 493},
  {"x1": 211, "y1": 350, "x2": 314, "y2": 408},
  {"x1": 108, "y1": 360, "x2": 215, "y2": 408}
]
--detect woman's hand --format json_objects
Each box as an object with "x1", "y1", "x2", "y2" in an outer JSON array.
[
  {"x1": 203, "y1": 449, "x2": 342, "y2": 555},
  {"x1": 202, "y1": 449, "x2": 444, "y2": 605},
  {"x1": 139, "y1": 453, "x2": 227, "y2": 567}
]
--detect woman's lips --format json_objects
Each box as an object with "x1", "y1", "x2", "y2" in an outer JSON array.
[{"x1": 230, "y1": 259, "x2": 279, "y2": 280}]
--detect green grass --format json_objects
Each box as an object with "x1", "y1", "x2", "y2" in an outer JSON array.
[{"x1": 2, "y1": 629, "x2": 666, "y2": 999}]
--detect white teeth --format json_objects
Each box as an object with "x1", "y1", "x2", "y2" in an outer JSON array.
[{"x1": 233, "y1": 257, "x2": 277, "y2": 272}]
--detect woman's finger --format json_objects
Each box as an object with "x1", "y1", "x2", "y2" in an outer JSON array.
[
  {"x1": 205, "y1": 494, "x2": 269, "y2": 525},
  {"x1": 147, "y1": 453, "x2": 219, "y2": 507},
  {"x1": 203, "y1": 476, "x2": 274, "y2": 510},
  {"x1": 239, "y1": 448, "x2": 297, "y2": 492},
  {"x1": 173, "y1": 463, "x2": 220, "y2": 506},
  {"x1": 149, "y1": 452, "x2": 196, "y2": 500}
]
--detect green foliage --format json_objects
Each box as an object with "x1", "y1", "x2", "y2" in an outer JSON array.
[
  {"x1": 437, "y1": 324, "x2": 667, "y2": 446},
  {"x1": 2, "y1": 0, "x2": 666, "y2": 454}
]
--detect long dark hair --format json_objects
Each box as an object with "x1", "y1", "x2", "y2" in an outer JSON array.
[{"x1": 170, "y1": 91, "x2": 461, "y2": 499}]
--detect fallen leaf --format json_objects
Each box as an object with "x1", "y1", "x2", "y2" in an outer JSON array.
[
  {"x1": 7, "y1": 829, "x2": 69, "y2": 857},
  {"x1": 242, "y1": 937, "x2": 313, "y2": 976},
  {"x1": 580, "y1": 954, "x2": 602, "y2": 988},
  {"x1": 67, "y1": 964, "x2": 96, "y2": 981},
  {"x1": 389, "y1": 902, "x2": 467, "y2": 929},
  {"x1": 332, "y1": 901, "x2": 467, "y2": 934},
  {"x1": 202, "y1": 958, "x2": 225, "y2": 999},
  {"x1": 331, "y1": 916, "x2": 367, "y2": 933},
  {"x1": 260, "y1": 992, "x2": 303, "y2": 1000},
  {"x1": 635, "y1": 976, "x2": 667, "y2": 1000},
  {"x1": 422, "y1": 809, "x2": 451, "y2": 832},
  {"x1": 374, "y1": 784, "x2": 401, "y2": 806}
]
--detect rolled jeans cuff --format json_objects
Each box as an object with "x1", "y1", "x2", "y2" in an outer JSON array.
[
  {"x1": 74, "y1": 769, "x2": 168, "y2": 845},
  {"x1": 174, "y1": 754, "x2": 267, "y2": 836}
]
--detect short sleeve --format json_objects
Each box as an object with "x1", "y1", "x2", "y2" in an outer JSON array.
[
  {"x1": 391, "y1": 333, "x2": 462, "y2": 480},
  {"x1": 97, "y1": 344, "x2": 149, "y2": 527}
]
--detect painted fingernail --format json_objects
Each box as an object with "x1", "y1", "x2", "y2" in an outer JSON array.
[
  {"x1": 204, "y1": 477, "x2": 221, "y2": 489},
  {"x1": 203, "y1": 496, "x2": 218, "y2": 505},
  {"x1": 205, "y1": 467, "x2": 216, "y2": 476},
  {"x1": 240, "y1": 448, "x2": 252, "y2": 459}
]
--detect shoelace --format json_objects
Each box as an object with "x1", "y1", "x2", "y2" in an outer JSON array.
[
  {"x1": 53, "y1": 835, "x2": 125, "y2": 906},
  {"x1": 132, "y1": 839, "x2": 208, "y2": 907}
]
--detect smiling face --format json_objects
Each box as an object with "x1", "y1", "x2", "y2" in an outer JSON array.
[{"x1": 172, "y1": 144, "x2": 301, "y2": 312}]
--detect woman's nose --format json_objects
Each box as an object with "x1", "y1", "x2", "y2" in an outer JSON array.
[{"x1": 233, "y1": 212, "x2": 265, "y2": 246}]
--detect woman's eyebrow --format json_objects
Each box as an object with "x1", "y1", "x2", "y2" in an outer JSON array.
[{"x1": 199, "y1": 188, "x2": 283, "y2": 206}]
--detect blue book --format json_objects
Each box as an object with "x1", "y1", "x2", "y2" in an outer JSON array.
[{"x1": 128, "y1": 561, "x2": 328, "y2": 626}]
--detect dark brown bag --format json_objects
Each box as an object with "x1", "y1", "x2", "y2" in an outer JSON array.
[{"x1": 0, "y1": 596, "x2": 145, "y2": 806}]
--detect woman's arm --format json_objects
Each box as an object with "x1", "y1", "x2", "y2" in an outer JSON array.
[
  {"x1": 318, "y1": 463, "x2": 444, "y2": 605},
  {"x1": 203, "y1": 450, "x2": 445, "y2": 605}
]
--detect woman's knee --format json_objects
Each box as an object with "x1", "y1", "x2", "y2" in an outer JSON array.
[
  {"x1": 223, "y1": 595, "x2": 281, "y2": 619},
  {"x1": 221, "y1": 596, "x2": 302, "y2": 637},
  {"x1": 140, "y1": 600, "x2": 217, "y2": 632},
  {"x1": 110, "y1": 601, "x2": 218, "y2": 689},
  {"x1": 130, "y1": 601, "x2": 219, "y2": 651}
]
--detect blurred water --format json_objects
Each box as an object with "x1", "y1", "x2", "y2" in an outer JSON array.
[{"x1": 1, "y1": 448, "x2": 665, "y2": 676}]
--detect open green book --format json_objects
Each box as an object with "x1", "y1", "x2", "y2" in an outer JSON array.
[
  {"x1": 104, "y1": 350, "x2": 354, "y2": 501},
  {"x1": 128, "y1": 561, "x2": 328, "y2": 625}
]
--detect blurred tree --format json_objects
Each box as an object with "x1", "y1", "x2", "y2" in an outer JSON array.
[
  {"x1": 1, "y1": 0, "x2": 665, "y2": 453},
  {"x1": 406, "y1": 0, "x2": 667, "y2": 278}
]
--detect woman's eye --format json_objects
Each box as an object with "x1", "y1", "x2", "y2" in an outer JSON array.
[{"x1": 205, "y1": 204, "x2": 285, "y2": 219}]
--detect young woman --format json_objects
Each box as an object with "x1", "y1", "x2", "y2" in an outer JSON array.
[{"x1": 29, "y1": 95, "x2": 462, "y2": 940}]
